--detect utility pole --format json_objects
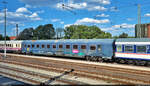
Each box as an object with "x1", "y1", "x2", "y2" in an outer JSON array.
[
  {"x1": 16, "y1": 24, "x2": 18, "y2": 37},
  {"x1": 2, "y1": 1, "x2": 7, "y2": 58},
  {"x1": 138, "y1": 4, "x2": 141, "y2": 38}
]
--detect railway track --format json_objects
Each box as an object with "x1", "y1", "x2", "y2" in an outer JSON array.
[
  {"x1": 0, "y1": 61, "x2": 87, "y2": 85},
  {"x1": 0, "y1": 54, "x2": 150, "y2": 85}
]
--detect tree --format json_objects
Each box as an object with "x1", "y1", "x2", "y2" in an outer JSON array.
[
  {"x1": 119, "y1": 32, "x2": 128, "y2": 38},
  {"x1": 64, "y1": 25, "x2": 112, "y2": 39},
  {"x1": 0, "y1": 34, "x2": 4, "y2": 40},
  {"x1": 6, "y1": 36, "x2": 10, "y2": 40},
  {"x1": 34, "y1": 24, "x2": 55, "y2": 39},
  {"x1": 16, "y1": 28, "x2": 34, "y2": 40}
]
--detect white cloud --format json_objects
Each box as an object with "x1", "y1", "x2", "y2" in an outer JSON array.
[
  {"x1": 51, "y1": 19, "x2": 61, "y2": 22},
  {"x1": 127, "y1": 18, "x2": 134, "y2": 21},
  {"x1": 16, "y1": 7, "x2": 31, "y2": 13},
  {"x1": 68, "y1": 2, "x2": 87, "y2": 9},
  {"x1": 112, "y1": 23, "x2": 135, "y2": 29},
  {"x1": 29, "y1": 13, "x2": 41, "y2": 20},
  {"x1": 88, "y1": 6, "x2": 107, "y2": 11},
  {"x1": 36, "y1": 10, "x2": 44, "y2": 14},
  {"x1": 0, "y1": 10, "x2": 42, "y2": 25},
  {"x1": 60, "y1": 21, "x2": 64, "y2": 24},
  {"x1": 84, "y1": 0, "x2": 110, "y2": 5},
  {"x1": 20, "y1": 0, "x2": 110, "y2": 12},
  {"x1": 30, "y1": 13, "x2": 38, "y2": 17},
  {"x1": 75, "y1": 18, "x2": 110, "y2": 24},
  {"x1": 144, "y1": 13, "x2": 150, "y2": 17},
  {"x1": 96, "y1": 13, "x2": 109, "y2": 17},
  {"x1": 110, "y1": 7, "x2": 118, "y2": 12}
]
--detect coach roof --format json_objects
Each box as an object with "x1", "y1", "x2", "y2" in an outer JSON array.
[
  {"x1": 116, "y1": 38, "x2": 150, "y2": 42},
  {"x1": 23, "y1": 39, "x2": 115, "y2": 44}
]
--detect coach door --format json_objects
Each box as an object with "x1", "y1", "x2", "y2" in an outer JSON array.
[
  {"x1": 97, "y1": 45, "x2": 102, "y2": 53},
  {"x1": 80, "y1": 44, "x2": 87, "y2": 56},
  {"x1": 65, "y1": 44, "x2": 71, "y2": 56}
]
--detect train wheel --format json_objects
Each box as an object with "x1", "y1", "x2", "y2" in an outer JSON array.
[
  {"x1": 119, "y1": 59, "x2": 125, "y2": 64},
  {"x1": 98, "y1": 57, "x2": 103, "y2": 62},
  {"x1": 86, "y1": 56, "x2": 91, "y2": 61},
  {"x1": 92, "y1": 57, "x2": 97, "y2": 61},
  {"x1": 134, "y1": 60, "x2": 140, "y2": 66},
  {"x1": 146, "y1": 61, "x2": 150, "y2": 66},
  {"x1": 85, "y1": 56, "x2": 89, "y2": 61},
  {"x1": 140, "y1": 61, "x2": 146, "y2": 66},
  {"x1": 127, "y1": 60, "x2": 134, "y2": 65}
]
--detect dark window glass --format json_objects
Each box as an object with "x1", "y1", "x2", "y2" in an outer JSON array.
[
  {"x1": 73, "y1": 45, "x2": 78, "y2": 49},
  {"x1": 37, "y1": 45, "x2": 39, "y2": 48},
  {"x1": 66, "y1": 45, "x2": 70, "y2": 49},
  {"x1": 81, "y1": 45, "x2": 86, "y2": 49},
  {"x1": 32, "y1": 45, "x2": 34, "y2": 48},
  {"x1": 28, "y1": 45, "x2": 30, "y2": 48},
  {"x1": 47, "y1": 45, "x2": 50, "y2": 48},
  {"x1": 90, "y1": 45, "x2": 96, "y2": 50},
  {"x1": 53, "y1": 45, "x2": 56, "y2": 48},
  {"x1": 59, "y1": 45, "x2": 63, "y2": 48},
  {"x1": 42, "y1": 45, "x2": 45, "y2": 48},
  {"x1": 125, "y1": 45, "x2": 133, "y2": 52},
  {"x1": 137, "y1": 46, "x2": 146, "y2": 53}
]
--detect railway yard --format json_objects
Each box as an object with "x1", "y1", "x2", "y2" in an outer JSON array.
[{"x1": 0, "y1": 53, "x2": 150, "y2": 85}]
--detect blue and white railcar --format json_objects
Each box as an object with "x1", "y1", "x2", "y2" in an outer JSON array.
[
  {"x1": 115, "y1": 38, "x2": 150, "y2": 65},
  {"x1": 22, "y1": 39, "x2": 114, "y2": 61}
]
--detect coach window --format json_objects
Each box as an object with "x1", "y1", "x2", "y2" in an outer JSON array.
[
  {"x1": 73, "y1": 45, "x2": 78, "y2": 49},
  {"x1": 124, "y1": 45, "x2": 133, "y2": 52},
  {"x1": 117, "y1": 45, "x2": 122, "y2": 52},
  {"x1": 32, "y1": 44, "x2": 34, "y2": 48},
  {"x1": 37, "y1": 45, "x2": 39, "y2": 48},
  {"x1": 42, "y1": 45, "x2": 45, "y2": 48},
  {"x1": 59, "y1": 45, "x2": 63, "y2": 49},
  {"x1": 90, "y1": 45, "x2": 96, "y2": 50},
  {"x1": 47, "y1": 45, "x2": 50, "y2": 48},
  {"x1": 66, "y1": 45, "x2": 70, "y2": 49},
  {"x1": 28, "y1": 45, "x2": 30, "y2": 48},
  {"x1": 81, "y1": 45, "x2": 86, "y2": 49},
  {"x1": 53, "y1": 45, "x2": 56, "y2": 48},
  {"x1": 136, "y1": 45, "x2": 146, "y2": 53}
]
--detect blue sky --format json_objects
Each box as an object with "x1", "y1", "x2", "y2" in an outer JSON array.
[{"x1": 0, "y1": 0, "x2": 150, "y2": 37}]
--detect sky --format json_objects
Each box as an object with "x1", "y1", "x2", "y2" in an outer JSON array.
[{"x1": 0, "y1": 0, "x2": 150, "y2": 37}]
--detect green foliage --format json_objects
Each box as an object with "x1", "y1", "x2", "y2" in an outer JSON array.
[
  {"x1": 0, "y1": 34, "x2": 4, "y2": 40},
  {"x1": 6, "y1": 36, "x2": 10, "y2": 40},
  {"x1": 0, "y1": 34, "x2": 10, "y2": 40},
  {"x1": 16, "y1": 28, "x2": 34, "y2": 40},
  {"x1": 64, "y1": 25, "x2": 112, "y2": 39},
  {"x1": 119, "y1": 32, "x2": 128, "y2": 38},
  {"x1": 17, "y1": 24, "x2": 55, "y2": 40},
  {"x1": 113, "y1": 33, "x2": 135, "y2": 38},
  {"x1": 34, "y1": 24, "x2": 55, "y2": 39}
]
